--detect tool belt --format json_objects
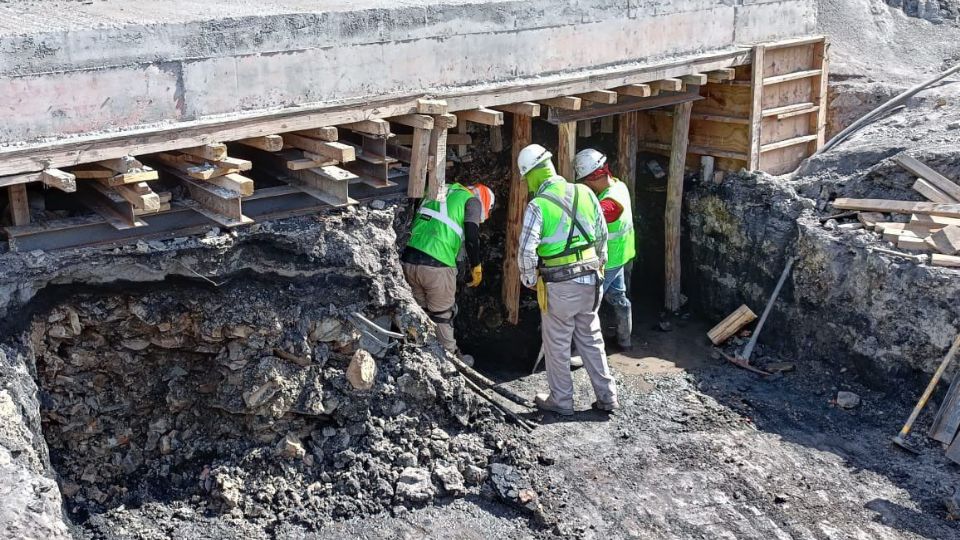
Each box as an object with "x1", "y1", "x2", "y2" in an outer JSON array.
[{"x1": 538, "y1": 257, "x2": 602, "y2": 283}]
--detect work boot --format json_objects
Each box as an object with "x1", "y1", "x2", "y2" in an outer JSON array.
[
  {"x1": 591, "y1": 399, "x2": 620, "y2": 412},
  {"x1": 570, "y1": 356, "x2": 584, "y2": 369},
  {"x1": 535, "y1": 393, "x2": 574, "y2": 416},
  {"x1": 615, "y1": 305, "x2": 633, "y2": 349}
]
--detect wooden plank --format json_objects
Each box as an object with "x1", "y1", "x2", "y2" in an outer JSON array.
[
  {"x1": 665, "y1": 100, "x2": 692, "y2": 312},
  {"x1": 896, "y1": 156, "x2": 960, "y2": 202},
  {"x1": 282, "y1": 134, "x2": 356, "y2": 162},
  {"x1": 389, "y1": 114, "x2": 435, "y2": 130},
  {"x1": 706, "y1": 68, "x2": 736, "y2": 83},
  {"x1": 8, "y1": 184, "x2": 30, "y2": 226},
  {"x1": 98, "y1": 156, "x2": 143, "y2": 173},
  {"x1": 490, "y1": 125, "x2": 504, "y2": 153},
  {"x1": 557, "y1": 122, "x2": 577, "y2": 180},
  {"x1": 503, "y1": 113, "x2": 532, "y2": 325},
  {"x1": 407, "y1": 128, "x2": 431, "y2": 198},
  {"x1": 577, "y1": 90, "x2": 618, "y2": 104},
  {"x1": 897, "y1": 235, "x2": 931, "y2": 252},
  {"x1": 70, "y1": 165, "x2": 115, "y2": 179},
  {"x1": 811, "y1": 40, "x2": 829, "y2": 150},
  {"x1": 40, "y1": 169, "x2": 77, "y2": 192},
  {"x1": 539, "y1": 96, "x2": 582, "y2": 110},
  {"x1": 237, "y1": 135, "x2": 283, "y2": 152},
  {"x1": 456, "y1": 116, "x2": 469, "y2": 157},
  {"x1": 759, "y1": 134, "x2": 818, "y2": 153},
  {"x1": 652, "y1": 78, "x2": 683, "y2": 92},
  {"x1": 857, "y1": 212, "x2": 885, "y2": 228},
  {"x1": 492, "y1": 102, "x2": 541, "y2": 117},
  {"x1": 0, "y1": 49, "x2": 751, "y2": 179},
  {"x1": 680, "y1": 73, "x2": 707, "y2": 86},
  {"x1": 616, "y1": 111, "x2": 638, "y2": 203},
  {"x1": 613, "y1": 84, "x2": 652, "y2": 98},
  {"x1": 930, "y1": 225, "x2": 960, "y2": 255},
  {"x1": 426, "y1": 122, "x2": 448, "y2": 200},
  {"x1": 912, "y1": 213, "x2": 960, "y2": 227},
  {"x1": 151, "y1": 153, "x2": 218, "y2": 180},
  {"x1": 932, "y1": 253, "x2": 960, "y2": 268},
  {"x1": 764, "y1": 35, "x2": 827, "y2": 50},
  {"x1": 600, "y1": 116, "x2": 615, "y2": 134},
  {"x1": 762, "y1": 102, "x2": 815, "y2": 117},
  {"x1": 99, "y1": 181, "x2": 160, "y2": 211},
  {"x1": 833, "y1": 198, "x2": 960, "y2": 218},
  {"x1": 707, "y1": 304, "x2": 758, "y2": 345},
  {"x1": 456, "y1": 108, "x2": 504, "y2": 126},
  {"x1": 339, "y1": 119, "x2": 391, "y2": 136},
  {"x1": 416, "y1": 99, "x2": 448, "y2": 115},
  {"x1": 432, "y1": 113, "x2": 458, "y2": 130},
  {"x1": 206, "y1": 173, "x2": 254, "y2": 197},
  {"x1": 294, "y1": 127, "x2": 339, "y2": 141},
  {"x1": 747, "y1": 45, "x2": 765, "y2": 170},
  {"x1": 913, "y1": 178, "x2": 957, "y2": 203},
  {"x1": 763, "y1": 69, "x2": 822, "y2": 85},
  {"x1": 102, "y1": 168, "x2": 160, "y2": 186},
  {"x1": 578, "y1": 120, "x2": 593, "y2": 138},
  {"x1": 180, "y1": 143, "x2": 228, "y2": 162},
  {"x1": 691, "y1": 113, "x2": 749, "y2": 125},
  {"x1": 546, "y1": 91, "x2": 702, "y2": 124},
  {"x1": 929, "y1": 338, "x2": 960, "y2": 445}
]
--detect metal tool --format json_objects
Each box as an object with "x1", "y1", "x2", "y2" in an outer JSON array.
[
  {"x1": 892, "y1": 332, "x2": 960, "y2": 454},
  {"x1": 739, "y1": 256, "x2": 796, "y2": 363}
]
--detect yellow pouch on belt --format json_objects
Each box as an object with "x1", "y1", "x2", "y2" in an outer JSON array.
[{"x1": 536, "y1": 277, "x2": 548, "y2": 312}]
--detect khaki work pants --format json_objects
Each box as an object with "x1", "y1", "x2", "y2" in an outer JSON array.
[
  {"x1": 402, "y1": 263, "x2": 458, "y2": 352},
  {"x1": 542, "y1": 279, "x2": 618, "y2": 409}
]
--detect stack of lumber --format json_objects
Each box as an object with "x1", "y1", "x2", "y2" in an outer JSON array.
[
  {"x1": 66, "y1": 156, "x2": 170, "y2": 228},
  {"x1": 831, "y1": 156, "x2": 960, "y2": 268}
]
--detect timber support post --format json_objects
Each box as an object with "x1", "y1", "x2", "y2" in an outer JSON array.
[
  {"x1": 664, "y1": 101, "x2": 692, "y2": 312},
  {"x1": 616, "y1": 111, "x2": 639, "y2": 203},
  {"x1": 557, "y1": 121, "x2": 576, "y2": 181},
  {"x1": 503, "y1": 113, "x2": 533, "y2": 324}
]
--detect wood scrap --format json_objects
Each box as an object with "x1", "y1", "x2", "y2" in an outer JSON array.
[
  {"x1": 857, "y1": 212, "x2": 884, "y2": 228},
  {"x1": 932, "y1": 254, "x2": 960, "y2": 268},
  {"x1": 832, "y1": 198, "x2": 960, "y2": 218},
  {"x1": 707, "y1": 305, "x2": 757, "y2": 345},
  {"x1": 98, "y1": 156, "x2": 143, "y2": 173},
  {"x1": 897, "y1": 156, "x2": 960, "y2": 202},
  {"x1": 912, "y1": 178, "x2": 957, "y2": 203},
  {"x1": 897, "y1": 234, "x2": 931, "y2": 252},
  {"x1": 912, "y1": 213, "x2": 960, "y2": 227},
  {"x1": 294, "y1": 127, "x2": 339, "y2": 141},
  {"x1": 237, "y1": 135, "x2": 283, "y2": 152},
  {"x1": 180, "y1": 144, "x2": 228, "y2": 162},
  {"x1": 929, "y1": 225, "x2": 960, "y2": 255},
  {"x1": 40, "y1": 169, "x2": 76, "y2": 192},
  {"x1": 205, "y1": 173, "x2": 254, "y2": 197}
]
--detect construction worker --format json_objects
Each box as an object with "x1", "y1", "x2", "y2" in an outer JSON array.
[
  {"x1": 401, "y1": 180, "x2": 494, "y2": 365},
  {"x1": 516, "y1": 144, "x2": 619, "y2": 415},
  {"x1": 574, "y1": 148, "x2": 635, "y2": 349}
]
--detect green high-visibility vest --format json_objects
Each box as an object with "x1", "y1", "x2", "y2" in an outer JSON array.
[
  {"x1": 599, "y1": 178, "x2": 636, "y2": 269},
  {"x1": 532, "y1": 177, "x2": 600, "y2": 267},
  {"x1": 406, "y1": 184, "x2": 474, "y2": 267}
]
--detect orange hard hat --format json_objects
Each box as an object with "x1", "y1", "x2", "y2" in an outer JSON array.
[{"x1": 467, "y1": 183, "x2": 495, "y2": 223}]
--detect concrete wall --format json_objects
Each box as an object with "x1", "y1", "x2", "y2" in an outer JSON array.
[{"x1": 0, "y1": 0, "x2": 816, "y2": 147}]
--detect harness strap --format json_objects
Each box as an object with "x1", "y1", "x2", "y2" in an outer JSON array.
[
  {"x1": 538, "y1": 186, "x2": 595, "y2": 260},
  {"x1": 417, "y1": 199, "x2": 464, "y2": 239}
]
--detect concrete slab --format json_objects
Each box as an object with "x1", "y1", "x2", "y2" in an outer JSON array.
[{"x1": 0, "y1": 0, "x2": 816, "y2": 162}]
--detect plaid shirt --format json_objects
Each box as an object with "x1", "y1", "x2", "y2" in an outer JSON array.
[{"x1": 518, "y1": 178, "x2": 607, "y2": 288}]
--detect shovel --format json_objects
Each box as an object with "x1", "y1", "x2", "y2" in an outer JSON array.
[{"x1": 892, "y1": 331, "x2": 960, "y2": 454}]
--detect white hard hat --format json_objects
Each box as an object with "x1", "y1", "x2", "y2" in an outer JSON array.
[
  {"x1": 574, "y1": 148, "x2": 607, "y2": 180},
  {"x1": 517, "y1": 144, "x2": 552, "y2": 176}
]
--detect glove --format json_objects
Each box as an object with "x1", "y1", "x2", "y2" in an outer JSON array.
[
  {"x1": 536, "y1": 276, "x2": 548, "y2": 312},
  {"x1": 467, "y1": 265, "x2": 482, "y2": 288}
]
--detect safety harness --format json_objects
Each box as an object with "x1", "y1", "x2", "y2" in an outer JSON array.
[{"x1": 535, "y1": 185, "x2": 602, "y2": 284}]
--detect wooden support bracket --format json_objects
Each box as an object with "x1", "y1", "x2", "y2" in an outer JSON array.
[
  {"x1": 339, "y1": 119, "x2": 391, "y2": 136},
  {"x1": 492, "y1": 102, "x2": 541, "y2": 117},
  {"x1": 237, "y1": 135, "x2": 284, "y2": 152},
  {"x1": 456, "y1": 108, "x2": 504, "y2": 126},
  {"x1": 40, "y1": 169, "x2": 77, "y2": 192},
  {"x1": 576, "y1": 90, "x2": 618, "y2": 104},
  {"x1": 539, "y1": 96, "x2": 582, "y2": 110}
]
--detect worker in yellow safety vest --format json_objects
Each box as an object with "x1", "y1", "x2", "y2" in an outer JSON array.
[
  {"x1": 402, "y1": 180, "x2": 494, "y2": 366},
  {"x1": 516, "y1": 144, "x2": 619, "y2": 416},
  {"x1": 574, "y1": 149, "x2": 635, "y2": 349}
]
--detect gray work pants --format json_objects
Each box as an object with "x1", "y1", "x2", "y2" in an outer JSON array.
[
  {"x1": 542, "y1": 279, "x2": 618, "y2": 409},
  {"x1": 402, "y1": 263, "x2": 458, "y2": 352}
]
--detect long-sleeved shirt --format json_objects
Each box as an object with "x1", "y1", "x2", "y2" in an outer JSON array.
[{"x1": 518, "y1": 178, "x2": 607, "y2": 288}]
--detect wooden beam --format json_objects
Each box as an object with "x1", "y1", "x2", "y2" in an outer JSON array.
[
  {"x1": 616, "y1": 111, "x2": 639, "y2": 202},
  {"x1": 432, "y1": 113, "x2": 458, "y2": 130},
  {"x1": 40, "y1": 169, "x2": 77, "y2": 192},
  {"x1": 576, "y1": 90, "x2": 618, "y2": 105},
  {"x1": 759, "y1": 134, "x2": 819, "y2": 153},
  {"x1": 294, "y1": 127, "x2": 339, "y2": 141},
  {"x1": 237, "y1": 135, "x2": 283, "y2": 152},
  {"x1": 665, "y1": 100, "x2": 692, "y2": 312},
  {"x1": 70, "y1": 165, "x2": 114, "y2": 179},
  {"x1": 545, "y1": 91, "x2": 702, "y2": 124},
  {"x1": 99, "y1": 181, "x2": 160, "y2": 211},
  {"x1": 747, "y1": 45, "x2": 766, "y2": 170},
  {"x1": 763, "y1": 69, "x2": 822, "y2": 86},
  {"x1": 339, "y1": 119, "x2": 391, "y2": 136},
  {"x1": 896, "y1": 156, "x2": 960, "y2": 202},
  {"x1": 600, "y1": 116, "x2": 615, "y2": 134},
  {"x1": 913, "y1": 178, "x2": 957, "y2": 204},
  {"x1": 932, "y1": 253, "x2": 960, "y2": 268},
  {"x1": 503, "y1": 113, "x2": 532, "y2": 325},
  {"x1": 407, "y1": 128, "x2": 431, "y2": 198},
  {"x1": 8, "y1": 184, "x2": 29, "y2": 226},
  {"x1": 490, "y1": 125, "x2": 504, "y2": 153},
  {"x1": 578, "y1": 120, "x2": 593, "y2": 138},
  {"x1": 426, "y1": 120, "x2": 448, "y2": 200},
  {"x1": 389, "y1": 114, "x2": 435, "y2": 130},
  {"x1": 206, "y1": 173, "x2": 254, "y2": 197},
  {"x1": 282, "y1": 134, "x2": 356, "y2": 162},
  {"x1": 539, "y1": 96, "x2": 582, "y2": 110},
  {"x1": 680, "y1": 73, "x2": 707, "y2": 86},
  {"x1": 613, "y1": 84, "x2": 652, "y2": 98},
  {"x1": 811, "y1": 40, "x2": 829, "y2": 150},
  {"x1": 707, "y1": 305, "x2": 758, "y2": 345},
  {"x1": 557, "y1": 122, "x2": 577, "y2": 181},
  {"x1": 492, "y1": 102, "x2": 541, "y2": 117},
  {"x1": 416, "y1": 99, "x2": 448, "y2": 115},
  {"x1": 930, "y1": 225, "x2": 960, "y2": 255},
  {"x1": 99, "y1": 156, "x2": 143, "y2": 173},
  {"x1": 180, "y1": 143, "x2": 228, "y2": 162},
  {"x1": 652, "y1": 78, "x2": 683, "y2": 93},
  {"x1": 832, "y1": 198, "x2": 960, "y2": 218},
  {"x1": 706, "y1": 68, "x2": 736, "y2": 83},
  {"x1": 456, "y1": 108, "x2": 504, "y2": 127}
]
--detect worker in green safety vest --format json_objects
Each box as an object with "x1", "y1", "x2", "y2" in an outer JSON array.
[
  {"x1": 516, "y1": 143, "x2": 619, "y2": 416},
  {"x1": 401, "y1": 179, "x2": 494, "y2": 366},
  {"x1": 574, "y1": 149, "x2": 635, "y2": 349}
]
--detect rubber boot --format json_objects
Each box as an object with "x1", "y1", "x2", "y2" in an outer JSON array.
[{"x1": 615, "y1": 304, "x2": 632, "y2": 349}]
